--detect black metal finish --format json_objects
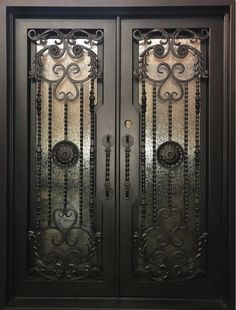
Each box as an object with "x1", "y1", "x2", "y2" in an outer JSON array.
[{"x1": 0, "y1": 3, "x2": 234, "y2": 310}]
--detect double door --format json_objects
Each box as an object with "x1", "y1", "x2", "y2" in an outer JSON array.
[{"x1": 11, "y1": 16, "x2": 225, "y2": 305}]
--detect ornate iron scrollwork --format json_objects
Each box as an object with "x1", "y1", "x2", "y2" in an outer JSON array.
[
  {"x1": 28, "y1": 28, "x2": 103, "y2": 281},
  {"x1": 52, "y1": 140, "x2": 79, "y2": 168},
  {"x1": 157, "y1": 141, "x2": 184, "y2": 168},
  {"x1": 133, "y1": 28, "x2": 209, "y2": 281},
  {"x1": 28, "y1": 29, "x2": 103, "y2": 82}
]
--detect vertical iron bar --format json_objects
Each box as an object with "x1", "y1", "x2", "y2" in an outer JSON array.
[
  {"x1": 47, "y1": 83, "x2": 52, "y2": 226},
  {"x1": 184, "y1": 83, "x2": 189, "y2": 223},
  {"x1": 168, "y1": 98, "x2": 173, "y2": 211},
  {"x1": 194, "y1": 77, "x2": 201, "y2": 243},
  {"x1": 63, "y1": 98, "x2": 68, "y2": 214},
  {"x1": 36, "y1": 79, "x2": 42, "y2": 231},
  {"x1": 152, "y1": 83, "x2": 157, "y2": 223},
  {"x1": 64, "y1": 99, "x2": 68, "y2": 140},
  {"x1": 63, "y1": 171, "x2": 68, "y2": 214},
  {"x1": 89, "y1": 79, "x2": 95, "y2": 227},
  {"x1": 79, "y1": 83, "x2": 84, "y2": 225},
  {"x1": 168, "y1": 100, "x2": 173, "y2": 141},
  {"x1": 168, "y1": 171, "x2": 173, "y2": 210},
  {"x1": 141, "y1": 78, "x2": 147, "y2": 231}
]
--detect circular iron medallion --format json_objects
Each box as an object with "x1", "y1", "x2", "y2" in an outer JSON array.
[
  {"x1": 52, "y1": 140, "x2": 79, "y2": 168},
  {"x1": 157, "y1": 141, "x2": 184, "y2": 168}
]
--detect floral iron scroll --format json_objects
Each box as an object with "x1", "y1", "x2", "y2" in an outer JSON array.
[
  {"x1": 133, "y1": 29, "x2": 209, "y2": 281},
  {"x1": 28, "y1": 29, "x2": 103, "y2": 280}
]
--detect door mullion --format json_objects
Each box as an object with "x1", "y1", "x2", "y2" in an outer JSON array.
[{"x1": 115, "y1": 15, "x2": 121, "y2": 297}]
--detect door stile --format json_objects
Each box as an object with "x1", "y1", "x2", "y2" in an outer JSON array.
[{"x1": 115, "y1": 15, "x2": 121, "y2": 298}]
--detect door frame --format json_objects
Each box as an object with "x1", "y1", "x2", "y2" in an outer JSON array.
[{"x1": 0, "y1": 1, "x2": 235, "y2": 310}]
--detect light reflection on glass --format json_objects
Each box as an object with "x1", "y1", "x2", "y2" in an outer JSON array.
[
  {"x1": 37, "y1": 39, "x2": 98, "y2": 236},
  {"x1": 136, "y1": 37, "x2": 203, "y2": 275}
]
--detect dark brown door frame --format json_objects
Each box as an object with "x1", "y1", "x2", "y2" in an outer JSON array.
[{"x1": 0, "y1": 1, "x2": 235, "y2": 310}]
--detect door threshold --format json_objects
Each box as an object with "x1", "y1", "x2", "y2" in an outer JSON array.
[{"x1": 6, "y1": 298, "x2": 227, "y2": 310}]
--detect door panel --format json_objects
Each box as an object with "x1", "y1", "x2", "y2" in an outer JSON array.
[
  {"x1": 13, "y1": 19, "x2": 116, "y2": 297},
  {"x1": 120, "y1": 19, "x2": 223, "y2": 298}
]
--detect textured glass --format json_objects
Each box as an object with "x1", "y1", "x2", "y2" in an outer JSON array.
[
  {"x1": 138, "y1": 39, "x2": 199, "y2": 226},
  {"x1": 39, "y1": 39, "x2": 97, "y2": 230}
]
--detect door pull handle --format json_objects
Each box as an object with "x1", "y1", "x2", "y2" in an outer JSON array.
[
  {"x1": 102, "y1": 134, "x2": 113, "y2": 200},
  {"x1": 121, "y1": 134, "x2": 134, "y2": 200}
]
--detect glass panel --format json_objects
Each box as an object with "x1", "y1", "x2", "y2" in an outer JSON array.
[
  {"x1": 133, "y1": 29, "x2": 209, "y2": 281},
  {"x1": 28, "y1": 29, "x2": 103, "y2": 281}
]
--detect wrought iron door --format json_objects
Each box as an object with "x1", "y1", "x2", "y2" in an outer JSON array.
[
  {"x1": 13, "y1": 19, "x2": 116, "y2": 297},
  {"x1": 10, "y1": 15, "x2": 228, "y2": 306},
  {"x1": 119, "y1": 19, "x2": 224, "y2": 299}
]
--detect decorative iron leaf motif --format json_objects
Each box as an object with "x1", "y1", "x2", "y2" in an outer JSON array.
[{"x1": 28, "y1": 229, "x2": 102, "y2": 281}]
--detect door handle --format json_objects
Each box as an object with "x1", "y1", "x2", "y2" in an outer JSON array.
[
  {"x1": 121, "y1": 134, "x2": 134, "y2": 200},
  {"x1": 102, "y1": 134, "x2": 113, "y2": 200}
]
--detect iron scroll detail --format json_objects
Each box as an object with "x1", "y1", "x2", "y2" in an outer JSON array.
[
  {"x1": 28, "y1": 29, "x2": 103, "y2": 82},
  {"x1": 28, "y1": 29, "x2": 103, "y2": 281},
  {"x1": 133, "y1": 28, "x2": 209, "y2": 281}
]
